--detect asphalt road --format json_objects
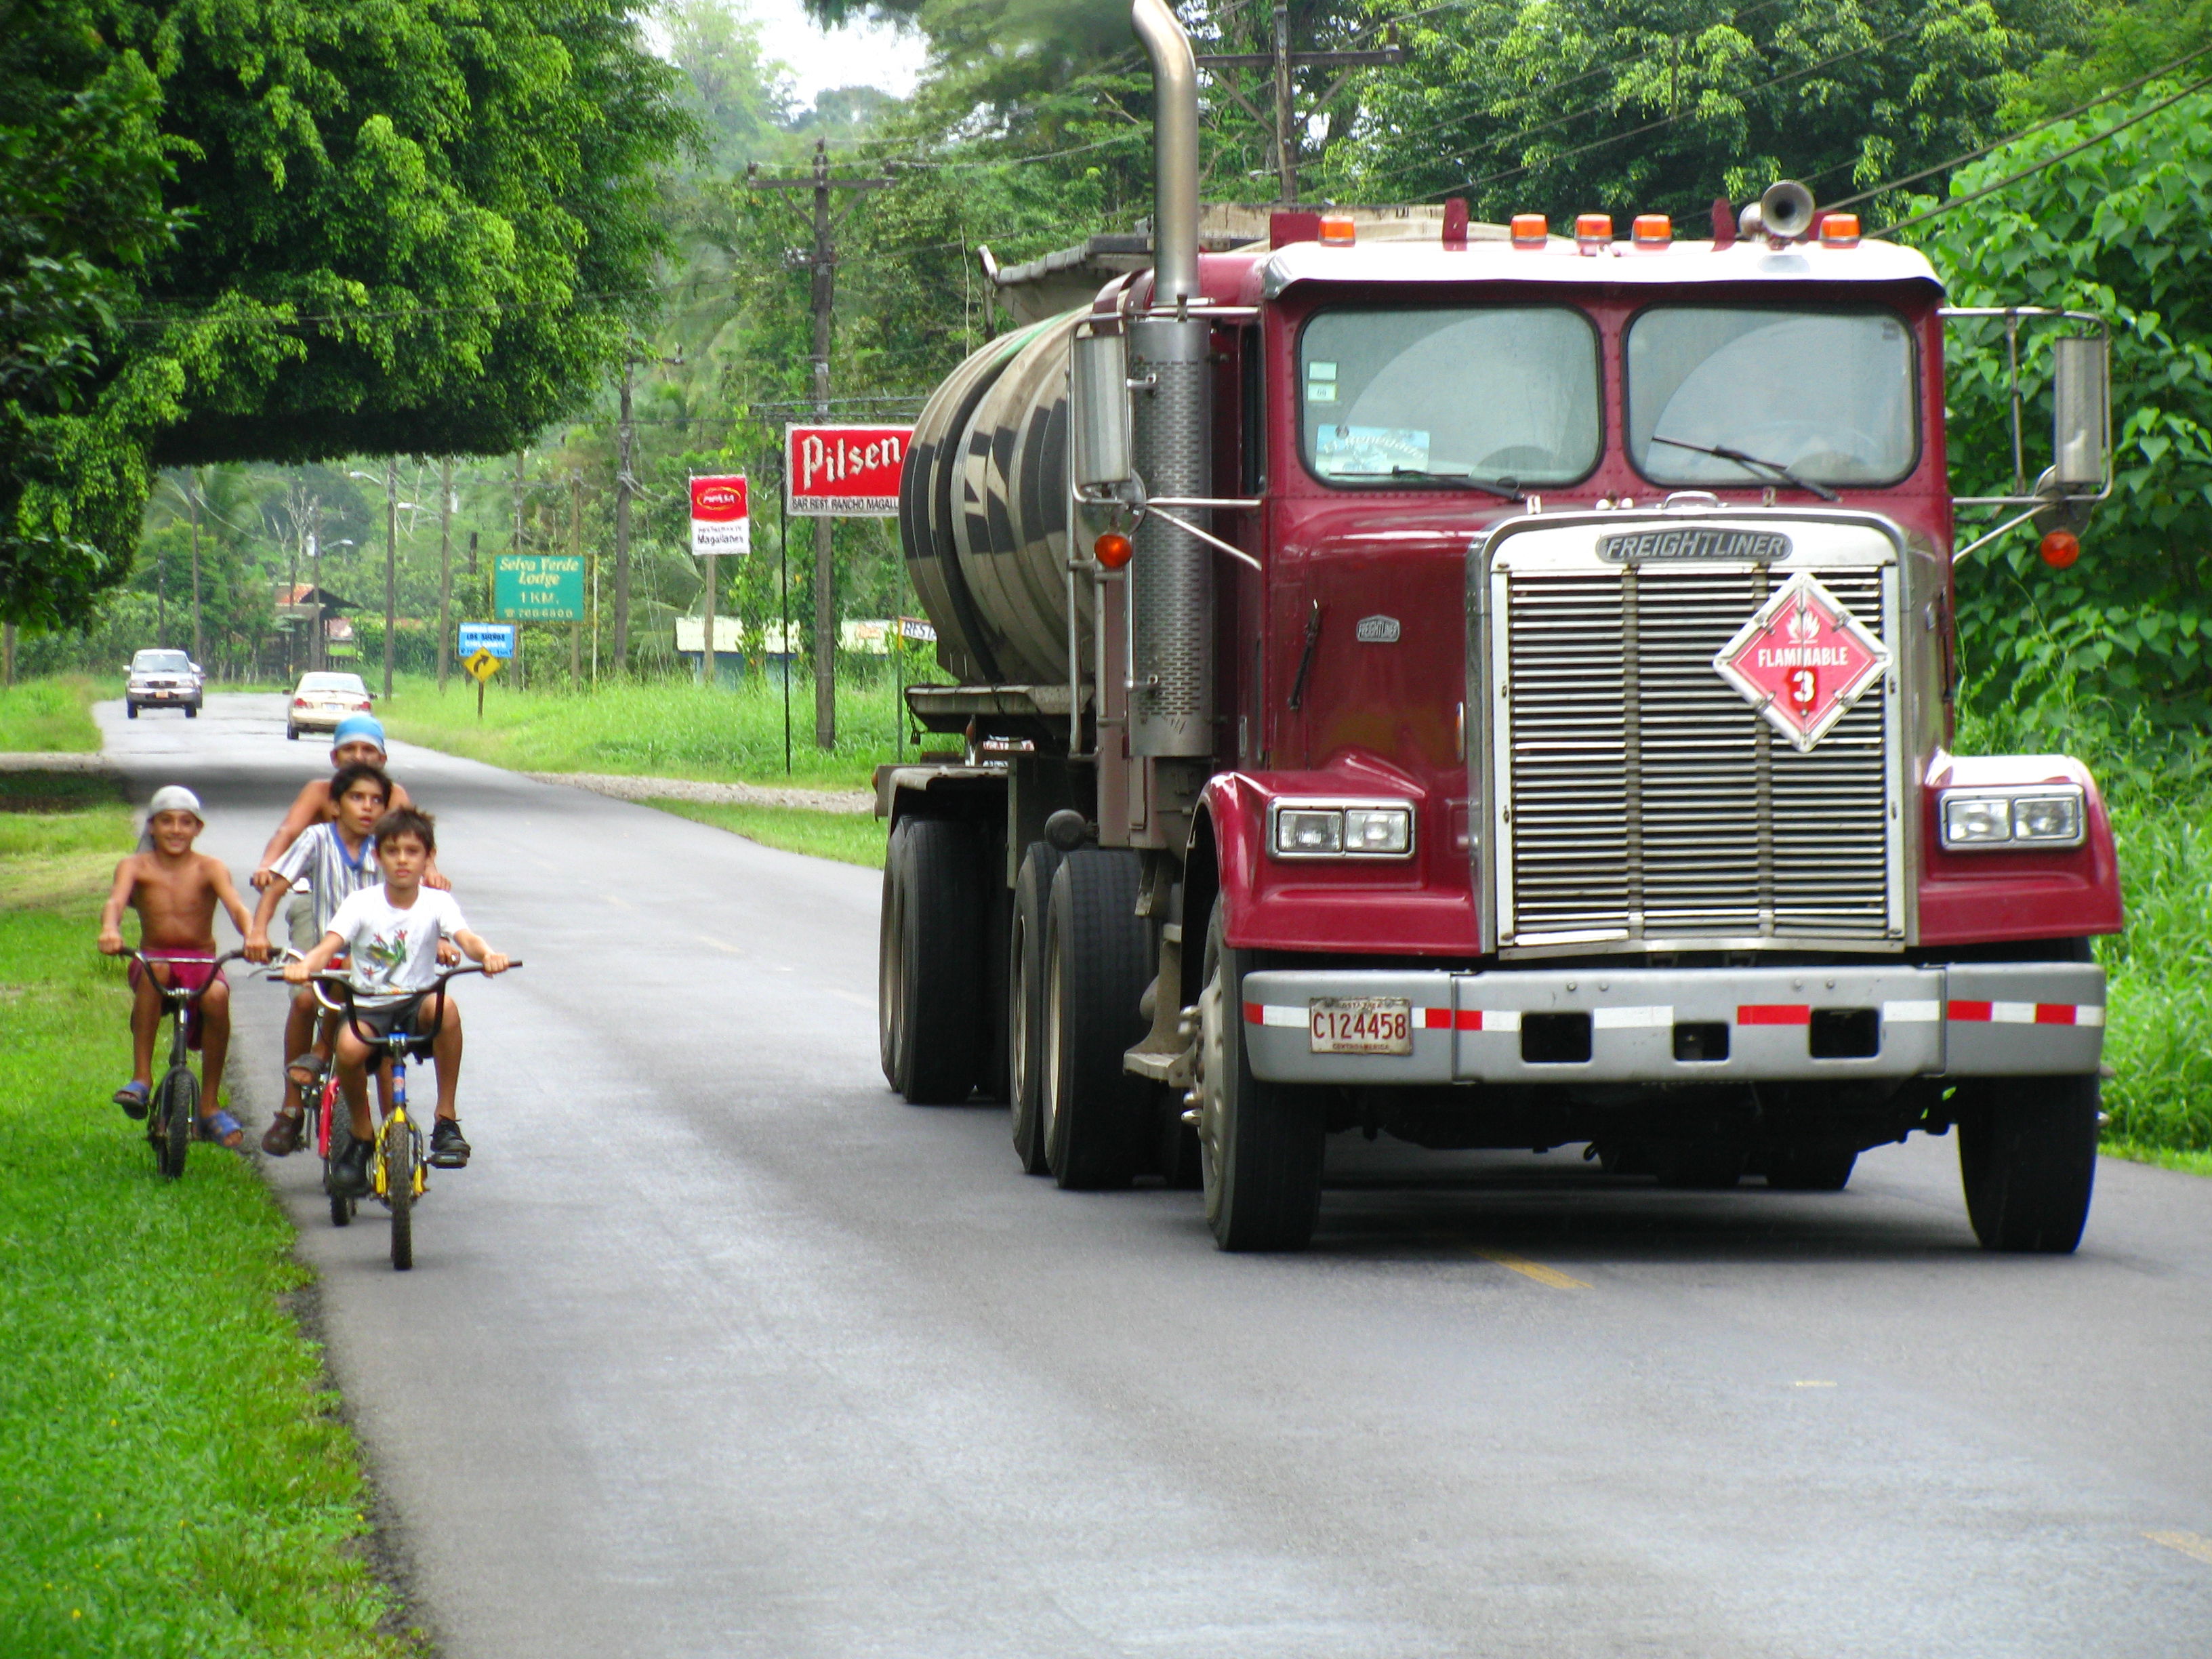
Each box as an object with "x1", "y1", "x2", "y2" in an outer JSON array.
[{"x1": 98, "y1": 693, "x2": 2212, "y2": 1657}]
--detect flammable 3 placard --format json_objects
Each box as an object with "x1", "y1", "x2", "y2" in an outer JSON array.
[
  {"x1": 785, "y1": 425, "x2": 911, "y2": 516},
  {"x1": 689, "y1": 474, "x2": 751, "y2": 556},
  {"x1": 1711, "y1": 570, "x2": 1891, "y2": 752}
]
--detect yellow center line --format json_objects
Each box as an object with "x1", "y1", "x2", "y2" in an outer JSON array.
[
  {"x1": 2146, "y1": 1530, "x2": 2212, "y2": 1567},
  {"x1": 696, "y1": 935, "x2": 743, "y2": 956},
  {"x1": 1474, "y1": 1248, "x2": 1592, "y2": 1290}
]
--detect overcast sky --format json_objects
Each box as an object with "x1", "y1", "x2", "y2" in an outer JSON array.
[{"x1": 747, "y1": 0, "x2": 921, "y2": 105}]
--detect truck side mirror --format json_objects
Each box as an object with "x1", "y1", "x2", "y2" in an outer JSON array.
[
  {"x1": 1070, "y1": 329, "x2": 1132, "y2": 491},
  {"x1": 2051, "y1": 335, "x2": 2108, "y2": 490}
]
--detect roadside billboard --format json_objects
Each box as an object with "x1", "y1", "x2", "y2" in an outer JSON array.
[
  {"x1": 457, "y1": 622, "x2": 518, "y2": 660},
  {"x1": 689, "y1": 474, "x2": 751, "y2": 556},
  {"x1": 785, "y1": 425, "x2": 910, "y2": 516},
  {"x1": 492, "y1": 554, "x2": 583, "y2": 621}
]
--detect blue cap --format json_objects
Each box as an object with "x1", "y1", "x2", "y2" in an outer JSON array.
[{"x1": 331, "y1": 714, "x2": 386, "y2": 752}]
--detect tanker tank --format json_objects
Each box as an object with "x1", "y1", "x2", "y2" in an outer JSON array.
[{"x1": 897, "y1": 309, "x2": 1094, "y2": 688}]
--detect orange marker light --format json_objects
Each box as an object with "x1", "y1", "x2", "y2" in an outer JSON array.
[
  {"x1": 1575, "y1": 213, "x2": 1612, "y2": 251},
  {"x1": 1094, "y1": 531, "x2": 1134, "y2": 569},
  {"x1": 1511, "y1": 213, "x2": 1548, "y2": 249},
  {"x1": 1819, "y1": 213, "x2": 1862, "y2": 248},
  {"x1": 1319, "y1": 215, "x2": 1356, "y2": 246},
  {"x1": 2039, "y1": 529, "x2": 2081, "y2": 570},
  {"x1": 1632, "y1": 214, "x2": 1672, "y2": 248}
]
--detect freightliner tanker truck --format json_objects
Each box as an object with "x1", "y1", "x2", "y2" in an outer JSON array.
[{"x1": 877, "y1": 0, "x2": 2123, "y2": 1252}]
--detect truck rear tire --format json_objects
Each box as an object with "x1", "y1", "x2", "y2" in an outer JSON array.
[
  {"x1": 1956, "y1": 1074, "x2": 2099, "y2": 1252},
  {"x1": 1007, "y1": 841, "x2": 1064, "y2": 1174},
  {"x1": 1041, "y1": 850, "x2": 1148, "y2": 1189},
  {"x1": 878, "y1": 820, "x2": 911, "y2": 1089},
  {"x1": 1195, "y1": 908, "x2": 1325, "y2": 1251},
  {"x1": 889, "y1": 817, "x2": 987, "y2": 1104}
]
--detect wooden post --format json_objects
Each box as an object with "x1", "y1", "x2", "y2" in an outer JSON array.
[
  {"x1": 436, "y1": 457, "x2": 454, "y2": 693},
  {"x1": 570, "y1": 471, "x2": 583, "y2": 686}
]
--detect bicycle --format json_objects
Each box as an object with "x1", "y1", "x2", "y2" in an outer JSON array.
[
  {"x1": 265, "y1": 951, "x2": 365, "y2": 1229},
  {"x1": 304, "y1": 962, "x2": 520, "y2": 1271},
  {"x1": 121, "y1": 949, "x2": 247, "y2": 1179}
]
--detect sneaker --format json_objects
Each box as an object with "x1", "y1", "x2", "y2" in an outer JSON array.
[
  {"x1": 328, "y1": 1134, "x2": 372, "y2": 1197},
  {"x1": 428, "y1": 1118, "x2": 472, "y2": 1169}
]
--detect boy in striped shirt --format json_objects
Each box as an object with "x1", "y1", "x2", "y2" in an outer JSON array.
[{"x1": 244, "y1": 761, "x2": 390, "y2": 1154}]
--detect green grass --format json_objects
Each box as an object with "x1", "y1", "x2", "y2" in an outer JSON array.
[
  {"x1": 1959, "y1": 698, "x2": 2212, "y2": 1167},
  {"x1": 648, "y1": 798, "x2": 888, "y2": 868},
  {"x1": 0, "y1": 802, "x2": 415, "y2": 1656},
  {"x1": 0, "y1": 676, "x2": 105, "y2": 752},
  {"x1": 377, "y1": 672, "x2": 916, "y2": 793}
]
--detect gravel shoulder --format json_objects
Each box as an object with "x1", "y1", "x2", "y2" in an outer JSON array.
[{"x1": 523, "y1": 770, "x2": 874, "y2": 814}]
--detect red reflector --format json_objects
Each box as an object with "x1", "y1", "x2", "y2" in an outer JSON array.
[
  {"x1": 1457, "y1": 1010, "x2": 1484, "y2": 1030},
  {"x1": 1243, "y1": 1001, "x2": 1265, "y2": 1025},
  {"x1": 1947, "y1": 1000, "x2": 1994, "y2": 1022},
  {"x1": 1094, "y1": 531, "x2": 1134, "y2": 570},
  {"x1": 2034, "y1": 1003, "x2": 2078, "y2": 1025},
  {"x1": 1422, "y1": 1007, "x2": 1450, "y2": 1029},
  {"x1": 1737, "y1": 1004, "x2": 1811, "y2": 1026},
  {"x1": 2040, "y1": 529, "x2": 2081, "y2": 569}
]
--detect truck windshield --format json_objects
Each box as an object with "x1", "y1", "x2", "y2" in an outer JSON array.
[
  {"x1": 1626, "y1": 307, "x2": 1917, "y2": 489},
  {"x1": 1299, "y1": 306, "x2": 1601, "y2": 488}
]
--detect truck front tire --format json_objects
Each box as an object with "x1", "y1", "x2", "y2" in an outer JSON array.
[
  {"x1": 1041, "y1": 850, "x2": 1149, "y2": 1189},
  {"x1": 1956, "y1": 1073, "x2": 2100, "y2": 1252},
  {"x1": 1007, "y1": 842, "x2": 1065, "y2": 1174},
  {"x1": 883, "y1": 817, "x2": 987, "y2": 1104},
  {"x1": 1195, "y1": 908, "x2": 1325, "y2": 1251}
]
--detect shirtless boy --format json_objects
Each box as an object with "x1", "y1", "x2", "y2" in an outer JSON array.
[
  {"x1": 98, "y1": 785, "x2": 255, "y2": 1147},
  {"x1": 253, "y1": 715, "x2": 445, "y2": 905},
  {"x1": 243, "y1": 761, "x2": 389, "y2": 1154}
]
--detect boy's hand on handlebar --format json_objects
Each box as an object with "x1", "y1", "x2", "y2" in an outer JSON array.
[
  {"x1": 481, "y1": 951, "x2": 510, "y2": 975},
  {"x1": 98, "y1": 924, "x2": 124, "y2": 956},
  {"x1": 436, "y1": 939, "x2": 461, "y2": 966},
  {"x1": 243, "y1": 930, "x2": 271, "y2": 964},
  {"x1": 282, "y1": 960, "x2": 310, "y2": 985}
]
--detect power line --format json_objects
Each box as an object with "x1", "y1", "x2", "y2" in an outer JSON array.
[
  {"x1": 1825, "y1": 39, "x2": 2212, "y2": 213},
  {"x1": 1876, "y1": 71, "x2": 2212, "y2": 237}
]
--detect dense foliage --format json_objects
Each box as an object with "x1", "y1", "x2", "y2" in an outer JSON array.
[{"x1": 2, "y1": 0, "x2": 685, "y2": 632}]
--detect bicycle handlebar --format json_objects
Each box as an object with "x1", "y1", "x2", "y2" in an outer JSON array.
[
  {"x1": 123, "y1": 949, "x2": 248, "y2": 1006},
  {"x1": 298, "y1": 960, "x2": 523, "y2": 1049}
]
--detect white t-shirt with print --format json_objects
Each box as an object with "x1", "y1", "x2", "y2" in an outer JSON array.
[{"x1": 325, "y1": 884, "x2": 470, "y2": 1007}]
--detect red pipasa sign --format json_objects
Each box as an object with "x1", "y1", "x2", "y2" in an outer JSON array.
[
  {"x1": 785, "y1": 425, "x2": 910, "y2": 517},
  {"x1": 689, "y1": 475, "x2": 750, "y2": 556}
]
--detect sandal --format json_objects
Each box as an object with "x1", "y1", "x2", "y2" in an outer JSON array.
[
  {"x1": 262, "y1": 1102, "x2": 306, "y2": 1157},
  {"x1": 197, "y1": 1109, "x2": 245, "y2": 1149},
  {"x1": 285, "y1": 1053, "x2": 325, "y2": 1089},
  {"x1": 112, "y1": 1081, "x2": 151, "y2": 1120}
]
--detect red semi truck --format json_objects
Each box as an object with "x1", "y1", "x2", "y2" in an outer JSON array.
[{"x1": 878, "y1": 0, "x2": 2122, "y2": 1252}]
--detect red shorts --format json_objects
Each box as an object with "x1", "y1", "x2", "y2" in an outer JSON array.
[{"x1": 129, "y1": 954, "x2": 226, "y2": 1050}]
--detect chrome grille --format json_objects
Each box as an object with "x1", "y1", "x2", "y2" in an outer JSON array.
[{"x1": 1500, "y1": 565, "x2": 1893, "y2": 945}]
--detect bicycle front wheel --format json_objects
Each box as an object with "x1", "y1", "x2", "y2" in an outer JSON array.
[
  {"x1": 386, "y1": 1118, "x2": 414, "y2": 1271},
  {"x1": 155, "y1": 1067, "x2": 197, "y2": 1180}
]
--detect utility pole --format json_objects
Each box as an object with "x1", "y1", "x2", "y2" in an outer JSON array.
[
  {"x1": 512, "y1": 449, "x2": 527, "y2": 691},
  {"x1": 436, "y1": 458, "x2": 455, "y2": 693},
  {"x1": 185, "y1": 474, "x2": 203, "y2": 665},
  {"x1": 750, "y1": 139, "x2": 890, "y2": 749},
  {"x1": 383, "y1": 459, "x2": 398, "y2": 700},
  {"x1": 1195, "y1": 4, "x2": 1402, "y2": 203},
  {"x1": 615, "y1": 357, "x2": 636, "y2": 674},
  {"x1": 569, "y1": 470, "x2": 583, "y2": 686}
]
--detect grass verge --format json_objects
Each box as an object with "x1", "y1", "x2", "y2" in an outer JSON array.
[
  {"x1": 647, "y1": 798, "x2": 888, "y2": 868},
  {"x1": 0, "y1": 773, "x2": 414, "y2": 1656},
  {"x1": 0, "y1": 675, "x2": 106, "y2": 752},
  {"x1": 1959, "y1": 698, "x2": 2212, "y2": 1168},
  {"x1": 377, "y1": 672, "x2": 920, "y2": 793}
]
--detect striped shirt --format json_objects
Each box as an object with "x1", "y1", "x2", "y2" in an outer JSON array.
[{"x1": 271, "y1": 822, "x2": 380, "y2": 938}]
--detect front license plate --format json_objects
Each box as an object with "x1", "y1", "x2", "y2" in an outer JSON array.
[{"x1": 1309, "y1": 997, "x2": 1412, "y2": 1055}]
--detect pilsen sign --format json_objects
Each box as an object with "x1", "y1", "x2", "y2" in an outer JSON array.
[{"x1": 785, "y1": 424, "x2": 911, "y2": 517}]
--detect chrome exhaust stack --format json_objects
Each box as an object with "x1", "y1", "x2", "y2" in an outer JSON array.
[{"x1": 1128, "y1": 0, "x2": 1212, "y2": 758}]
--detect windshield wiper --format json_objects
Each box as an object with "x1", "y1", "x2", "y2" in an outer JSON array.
[
  {"x1": 1329, "y1": 466, "x2": 1526, "y2": 501},
  {"x1": 1647, "y1": 435, "x2": 1841, "y2": 502}
]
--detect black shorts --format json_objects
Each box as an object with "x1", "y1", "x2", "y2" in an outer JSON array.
[{"x1": 346, "y1": 998, "x2": 441, "y2": 1044}]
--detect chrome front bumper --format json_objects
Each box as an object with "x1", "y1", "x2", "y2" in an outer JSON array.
[{"x1": 1240, "y1": 963, "x2": 2105, "y2": 1086}]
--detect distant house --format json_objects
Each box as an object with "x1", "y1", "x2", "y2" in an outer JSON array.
[{"x1": 272, "y1": 583, "x2": 358, "y2": 670}]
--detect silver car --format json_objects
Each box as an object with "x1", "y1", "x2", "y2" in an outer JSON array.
[
  {"x1": 287, "y1": 671, "x2": 373, "y2": 740},
  {"x1": 125, "y1": 649, "x2": 203, "y2": 718}
]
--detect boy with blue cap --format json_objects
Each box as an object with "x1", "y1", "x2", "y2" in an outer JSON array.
[{"x1": 253, "y1": 715, "x2": 445, "y2": 911}]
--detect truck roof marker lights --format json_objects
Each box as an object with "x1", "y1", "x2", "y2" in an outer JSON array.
[
  {"x1": 1575, "y1": 213, "x2": 1612, "y2": 255},
  {"x1": 1319, "y1": 214, "x2": 1356, "y2": 245},
  {"x1": 1819, "y1": 212, "x2": 1862, "y2": 248},
  {"x1": 1511, "y1": 213, "x2": 1547, "y2": 249},
  {"x1": 1632, "y1": 214, "x2": 1672, "y2": 249}
]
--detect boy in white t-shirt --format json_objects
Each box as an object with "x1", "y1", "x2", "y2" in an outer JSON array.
[{"x1": 285, "y1": 806, "x2": 510, "y2": 1193}]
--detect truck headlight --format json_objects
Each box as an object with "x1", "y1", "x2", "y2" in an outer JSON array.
[
  {"x1": 1269, "y1": 800, "x2": 1416, "y2": 859},
  {"x1": 1938, "y1": 785, "x2": 2086, "y2": 851}
]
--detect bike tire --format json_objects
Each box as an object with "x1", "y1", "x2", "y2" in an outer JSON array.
[
  {"x1": 325, "y1": 1118, "x2": 354, "y2": 1227},
  {"x1": 157, "y1": 1066, "x2": 197, "y2": 1180},
  {"x1": 386, "y1": 1118, "x2": 414, "y2": 1271}
]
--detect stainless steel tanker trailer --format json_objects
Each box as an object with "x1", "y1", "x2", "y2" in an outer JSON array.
[{"x1": 876, "y1": 0, "x2": 2123, "y2": 1252}]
